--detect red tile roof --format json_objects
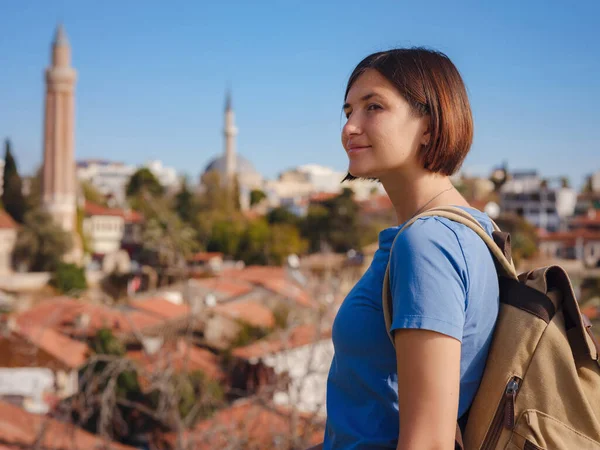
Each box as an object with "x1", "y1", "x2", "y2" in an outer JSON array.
[
  {"x1": 220, "y1": 266, "x2": 315, "y2": 307},
  {"x1": 571, "y1": 210, "x2": 600, "y2": 228},
  {"x1": 84, "y1": 201, "x2": 143, "y2": 223},
  {"x1": 212, "y1": 300, "x2": 275, "y2": 329},
  {"x1": 15, "y1": 297, "x2": 164, "y2": 338},
  {"x1": 232, "y1": 324, "x2": 331, "y2": 360},
  {"x1": 130, "y1": 298, "x2": 191, "y2": 320},
  {"x1": 162, "y1": 398, "x2": 323, "y2": 449},
  {"x1": 193, "y1": 277, "x2": 254, "y2": 298},
  {"x1": 11, "y1": 323, "x2": 89, "y2": 369},
  {"x1": 581, "y1": 305, "x2": 600, "y2": 321},
  {"x1": 0, "y1": 210, "x2": 17, "y2": 229},
  {"x1": 309, "y1": 192, "x2": 339, "y2": 203},
  {"x1": 0, "y1": 401, "x2": 135, "y2": 449},
  {"x1": 538, "y1": 229, "x2": 600, "y2": 245},
  {"x1": 189, "y1": 252, "x2": 223, "y2": 263},
  {"x1": 127, "y1": 338, "x2": 223, "y2": 380},
  {"x1": 358, "y1": 194, "x2": 393, "y2": 214}
]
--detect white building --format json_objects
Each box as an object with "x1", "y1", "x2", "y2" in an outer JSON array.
[
  {"x1": 76, "y1": 159, "x2": 135, "y2": 206},
  {"x1": 145, "y1": 160, "x2": 180, "y2": 191},
  {"x1": 591, "y1": 170, "x2": 600, "y2": 193},
  {"x1": 232, "y1": 324, "x2": 333, "y2": 416},
  {"x1": 77, "y1": 159, "x2": 181, "y2": 205},
  {"x1": 263, "y1": 164, "x2": 384, "y2": 213},
  {"x1": 500, "y1": 171, "x2": 577, "y2": 231},
  {"x1": 82, "y1": 201, "x2": 143, "y2": 272},
  {"x1": 0, "y1": 210, "x2": 17, "y2": 275}
]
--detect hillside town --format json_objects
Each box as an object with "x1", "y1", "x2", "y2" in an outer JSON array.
[{"x1": 1, "y1": 25, "x2": 599, "y2": 450}]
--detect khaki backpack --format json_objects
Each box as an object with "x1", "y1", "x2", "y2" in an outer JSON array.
[{"x1": 382, "y1": 206, "x2": 600, "y2": 450}]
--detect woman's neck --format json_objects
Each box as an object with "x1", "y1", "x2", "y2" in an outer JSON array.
[{"x1": 380, "y1": 168, "x2": 468, "y2": 225}]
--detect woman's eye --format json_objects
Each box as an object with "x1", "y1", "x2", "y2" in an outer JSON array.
[
  {"x1": 367, "y1": 103, "x2": 382, "y2": 111},
  {"x1": 344, "y1": 111, "x2": 352, "y2": 119}
]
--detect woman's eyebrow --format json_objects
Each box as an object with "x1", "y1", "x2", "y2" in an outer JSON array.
[{"x1": 343, "y1": 92, "x2": 382, "y2": 110}]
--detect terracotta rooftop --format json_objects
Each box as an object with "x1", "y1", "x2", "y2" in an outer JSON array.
[
  {"x1": 232, "y1": 324, "x2": 331, "y2": 360},
  {"x1": 10, "y1": 323, "x2": 89, "y2": 370},
  {"x1": 570, "y1": 209, "x2": 600, "y2": 228},
  {"x1": 162, "y1": 398, "x2": 323, "y2": 449},
  {"x1": 192, "y1": 277, "x2": 254, "y2": 299},
  {"x1": 84, "y1": 201, "x2": 143, "y2": 223},
  {"x1": 581, "y1": 305, "x2": 600, "y2": 321},
  {"x1": 212, "y1": 299, "x2": 275, "y2": 329},
  {"x1": 0, "y1": 210, "x2": 17, "y2": 229},
  {"x1": 220, "y1": 266, "x2": 315, "y2": 307},
  {"x1": 129, "y1": 297, "x2": 191, "y2": 320},
  {"x1": 538, "y1": 229, "x2": 600, "y2": 245},
  {"x1": 0, "y1": 400, "x2": 135, "y2": 449},
  {"x1": 358, "y1": 194, "x2": 393, "y2": 214},
  {"x1": 309, "y1": 192, "x2": 339, "y2": 203},
  {"x1": 127, "y1": 338, "x2": 223, "y2": 381},
  {"x1": 15, "y1": 297, "x2": 164, "y2": 338},
  {"x1": 188, "y1": 251, "x2": 223, "y2": 263}
]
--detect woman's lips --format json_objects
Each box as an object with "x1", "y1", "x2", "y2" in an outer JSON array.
[{"x1": 347, "y1": 146, "x2": 371, "y2": 155}]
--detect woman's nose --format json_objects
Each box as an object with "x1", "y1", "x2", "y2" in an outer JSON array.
[{"x1": 342, "y1": 115, "x2": 362, "y2": 143}]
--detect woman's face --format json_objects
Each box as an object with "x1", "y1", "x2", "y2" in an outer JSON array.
[{"x1": 342, "y1": 69, "x2": 430, "y2": 179}]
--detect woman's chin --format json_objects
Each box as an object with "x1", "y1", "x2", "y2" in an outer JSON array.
[{"x1": 348, "y1": 165, "x2": 377, "y2": 179}]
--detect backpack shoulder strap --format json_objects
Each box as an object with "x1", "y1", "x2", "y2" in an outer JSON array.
[{"x1": 382, "y1": 207, "x2": 518, "y2": 347}]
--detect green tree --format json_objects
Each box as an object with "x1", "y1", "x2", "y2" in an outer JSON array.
[
  {"x1": 81, "y1": 180, "x2": 107, "y2": 206},
  {"x1": 136, "y1": 196, "x2": 200, "y2": 271},
  {"x1": 199, "y1": 171, "x2": 239, "y2": 215},
  {"x1": 301, "y1": 203, "x2": 329, "y2": 252},
  {"x1": 582, "y1": 176, "x2": 594, "y2": 194},
  {"x1": 174, "y1": 177, "x2": 198, "y2": 224},
  {"x1": 237, "y1": 218, "x2": 270, "y2": 265},
  {"x1": 250, "y1": 189, "x2": 267, "y2": 206},
  {"x1": 126, "y1": 168, "x2": 164, "y2": 198},
  {"x1": 268, "y1": 223, "x2": 308, "y2": 264},
  {"x1": 266, "y1": 206, "x2": 300, "y2": 226},
  {"x1": 300, "y1": 188, "x2": 361, "y2": 253},
  {"x1": 24, "y1": 168, "x2": 42, "y2": 211},
  {"x1": 325, "y1": 188, "x2": 361, "y2": 252},
  {"x1": 207, "y1": 218, "x2": 245, "y2": 257},
  {"x1": 2, "y1": 139, "x2": 27, "y2": 223},
  {"x1": 495, "y1": 214, "x2": 538, "y2": 267},
  {"x1": 14, "y1": 207, "x2": 73, "y2": 271},
  {"x1": 50, "y1": 262, "x2": 87, "y2": 296}
]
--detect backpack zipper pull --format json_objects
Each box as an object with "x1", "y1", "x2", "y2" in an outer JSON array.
[{"x1": 503, "y1": 378, "x2": 520, "y2": 429}]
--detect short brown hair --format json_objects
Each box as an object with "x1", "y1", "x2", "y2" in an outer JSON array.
[{"x1": 343, "y1": 47, "x2": 473, "y2": 181}]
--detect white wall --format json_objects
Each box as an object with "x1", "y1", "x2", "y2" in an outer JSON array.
[
  {"x1": 83, "y1": 215, "x2": 125, "y2": 254},
  {"x1": 0, "y1": 228, "x2": 16, "y2": 274},
  {"x1": 262, "y1": 339, "x2": 334, "y2": 416}
]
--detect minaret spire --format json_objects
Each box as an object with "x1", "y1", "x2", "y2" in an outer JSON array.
[
  {"x1": 223, "y1": 88, "x2": 238, "y2": 187},
  {"x1": 42, "y1": 24, "x2": 78, "y2": 237}
]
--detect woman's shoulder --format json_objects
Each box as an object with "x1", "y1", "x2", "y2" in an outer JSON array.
[{"x1": 390, "y1": 207, "x2": 494, "y2": 276}]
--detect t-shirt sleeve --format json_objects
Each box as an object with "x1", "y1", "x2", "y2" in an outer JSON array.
[{"x1": 389, "y1": 217, "x2": 469, "y2": 342}]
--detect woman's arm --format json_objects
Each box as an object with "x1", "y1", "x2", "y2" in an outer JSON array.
[
  {"x1": 394, "y1": 328, "x2": 461, "y2": 450},
  {"x1": 305, "y1": 444, "x2": 323, "y2": 450}
]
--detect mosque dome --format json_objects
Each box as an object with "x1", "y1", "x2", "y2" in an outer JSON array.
[{"x1": 204, "y1": 154, "x2": 259, "y2": 176}]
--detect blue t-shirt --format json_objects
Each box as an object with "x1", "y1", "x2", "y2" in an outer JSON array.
[{"x1": 323, "y1": 207, "x2": 499, "y2": 449}]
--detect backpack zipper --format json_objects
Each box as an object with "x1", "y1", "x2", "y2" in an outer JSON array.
[{"x1": 481, "y1": 376, "x2": 522, "y2": 450}]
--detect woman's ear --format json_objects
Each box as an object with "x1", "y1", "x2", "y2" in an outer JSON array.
[{"x1": 420, "y1": 115, "x2": 432, "y2": 146}]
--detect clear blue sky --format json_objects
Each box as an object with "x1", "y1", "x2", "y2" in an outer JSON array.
[{"x1": 1, "y1": 1, "x2": 598, "y2": 187}]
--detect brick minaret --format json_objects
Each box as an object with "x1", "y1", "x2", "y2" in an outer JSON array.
[
  {"x1": 42, "y1": 25, "x2": 77, "y2": 233},
  {"x1": 223, "y1": 90, "x2": 238, "y2": 187}
]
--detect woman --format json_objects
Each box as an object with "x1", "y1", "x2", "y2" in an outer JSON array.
[{"x1": 312, "y1": 48, "x2": 500, "y2": 449}]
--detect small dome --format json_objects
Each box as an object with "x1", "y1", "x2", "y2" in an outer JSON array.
[{"x1": 204, "y1": 155, "x2": 258, "y2": 176}]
